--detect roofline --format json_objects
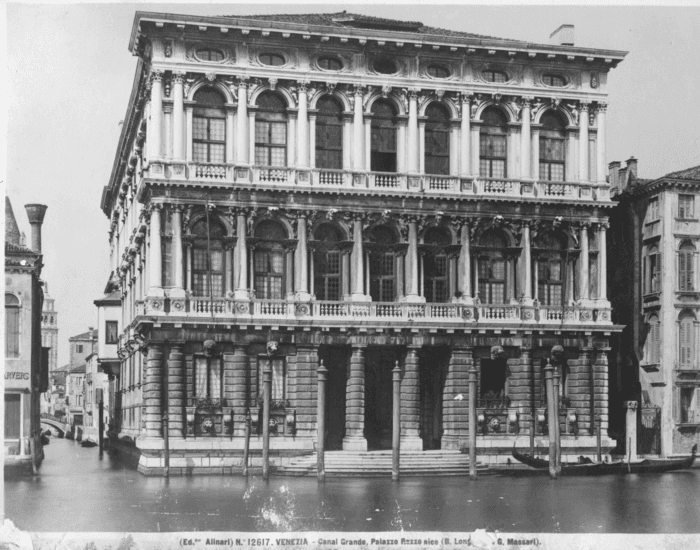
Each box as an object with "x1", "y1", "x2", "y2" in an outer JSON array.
[
  {"x1": 94, "y1": 297, "x2": 122, "y2": 306},
  {"x1": 129, "y1": 11, "x2": 628, "y2": 60}
]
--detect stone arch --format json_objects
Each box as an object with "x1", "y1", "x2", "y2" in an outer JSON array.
[
  {"x1": 419, "y1": 221, "x2": 457, "y2": 245},
  {"x1": 474, "y1": 100, "x2": 517, "y2": 123},
  {"x1": 419, "y1": 96, "x2": 460, "y2": 119},
  {"x1": 309, "y1": 89, "x2": 352, "y2": 112},
  {"x1": 185, "y1": 208, "x2": 234, "y2": 237},
  {"x1": 364, "y1": 222, "x2": 401, "y2": 243},
  {"x1": 474, "y1": 224, "x2": 518, "y2": 248},
  {"x1": 186, "y1": 78, "x2": 234, "y2": 103},
  {"x1": 364, "y1": 90, "x2": 406, "y2": 116},
  {"x1": 251, "y1": 214, "x2": 294, "y2": 240},
  {"x1": 249, "y1": 85, "x2": 296, "y2": 109},
  {"x1": 533, "y1": 105, "x2": 576, "y2": 127},
  {"x1": 310, "y1": 218, "x2": 350, "y2": 241}
]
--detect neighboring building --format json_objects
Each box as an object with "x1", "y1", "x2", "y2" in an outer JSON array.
[
  {"x1": 93, "y1": 289, "x2": 122, "y2": 437},
  {"x1": 40, "y1": 285, "x2": 59, "y2": 415},
  {"x1": 609, "y1": 160, "x2": 700, "y2": 457},
  {"x1": 66, "y1": 364, "x2": 86, "y2": 426},
  {"x1": 48, "y1": 366, "x2": 69, "y2": 418},
  {"x1": 69, "y1": 328, "x2": 97, "y2": 369},
  {"x1": 5, "y1": 197, "x2": 48, "y2": 473},
  {"x1": 101, "y1": 12, "x2": 626, "y2": 474}
]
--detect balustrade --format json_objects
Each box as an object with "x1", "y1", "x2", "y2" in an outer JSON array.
[
  {"x1": 312, "y1": 169, "x2": 347, "y2": 187},
  {"x1": 478, "y1": 305, "x2": 521, "y2": 321},
  {"x1": 425, "y1": 175, "x2": 459, "y2": 192},
  {"x1": 369, "y1": 172, "x2": 405, "y2": 189},
  {"x1": 255, "y1": 166, "x2": 294, "y2": 184},
  {"x1": 192, "y1": 163, "x2": 229, "y2": 180}
]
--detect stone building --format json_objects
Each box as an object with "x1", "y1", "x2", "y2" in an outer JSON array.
[
  {"x1": 5, "y1": 197, "x2": 48, "y2": 474},
  {"x1": 102, "y1": 11, "x2": 626, "y2": 474},
  {"x1": 40, "y1": 285, "x2": 59, "y2": 415},
  {"x1": 609, "y1": 160, "x2": 700, "y2": 457}
]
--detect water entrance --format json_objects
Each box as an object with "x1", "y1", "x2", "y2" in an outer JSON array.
[
  {"x1": 420, "y1": 347, "x2": 448, "y2": 449},
  {"x1": 364, "y1": 347, "x2": 401, "y2": 450},
  {"x1": 318, "y1": 345, "x2": 348, "y2": 450}
]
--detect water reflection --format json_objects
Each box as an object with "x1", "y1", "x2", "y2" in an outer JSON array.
[{"x1": 5, "y1": 439, "x2": 700, "y2": 533}]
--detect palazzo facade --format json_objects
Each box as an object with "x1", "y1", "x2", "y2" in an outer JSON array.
[{"x1": 102, "y1": 12, "x2": 626, "y2": 474}]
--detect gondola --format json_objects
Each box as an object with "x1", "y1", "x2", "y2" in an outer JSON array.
[
  {"x1": 508, "y1": 444, "x2": 697, "y2": 476},
  {"x1": 80, "y1": 437, "x2": 98, "y2": 448}
]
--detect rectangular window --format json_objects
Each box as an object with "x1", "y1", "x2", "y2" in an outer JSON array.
[
  {"x1": 161, "y1": 238, "x2": 173, "y2": 287},
  {"x1": 479, "y1": 135, "x2": 507, "y2": 178},
  {"x1": 258, "y1": 358, "x2": 286, "y2": 402},
  {"x1": 5, "y1": 306, "x2": 20, "y2": 358},
  {"x1": 680, "y1": 388, "x2": 695, "y2": 423},
  {"x1": 4, "y1": 394, "x2": 21, "y2": 439},
  {"x1": 194, "y1": 357, "x2": 222, "y2": 402},
  {"x1": 679, "y1": 249, "x2": 695, "y2": 291},
  {"x1": 316, "y1": 122, "x2": 343, "y2": 170},
  {"x1": 647, "y1": 198, "x2": 659, "y2": 222},
  {"x1": 105, "y1": 321, "x2": 118, "y2": 345},
  {"x1": 76, "y1": 344, "x2": 83, "y2": 354},
  {"x1": 193, "y1": 117, "x2": 226, "y2": 163},
  {"x1": 679, "y1": 319, "x2": 695, "y2": 368},
  {"x1": 255, "y1": 121, "x2": 287, "y2": 167},
  {"x1": 679, "y1": 195, "x2": 695, "y2": 219},
  {"x1": 539, "y1": 137, "x2": 565, "y2": 181}
]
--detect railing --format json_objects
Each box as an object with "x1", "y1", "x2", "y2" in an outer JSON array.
[
  {"x1": 539, "y1": 181, "x2": 576, "y2": 198},
  {"x1": 478, "y1": 305, "x2": 520, "y2": 321},
  {"x1": 476, "y1": 178, "x2": 520, "y2": 196},
  {"x1": 369, "y1": 172, "x2": 405, "y2": 189},
  {"x1": 255, "y1": 166, "x2": 294, "y2": 184},
  {"x1": 190, "y1": 298, "x2": 230, "y2": 315},
  {"x1": 313, "y1": 169, "x2": 346, "y2": 186},
  {"x1": 192, "y1": 163, "x2": 228, "y2": 180},
  {"x1": 254, "y1": 299, "x2": 292, "y2": 317},
  {"x1": 426, "y1": 175, "x2": 459, "y2": 192}
]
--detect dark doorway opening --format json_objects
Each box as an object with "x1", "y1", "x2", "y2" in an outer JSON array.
[
  {"x1": 318, "y1": 345, "x2": 349, "y2": 451},
  {"x1": 420, "y1": 347, "x2": 448, "y2": 449},
  {"x1": 480, "y1": 358, "x2": 507, "y2": 399},
  {"x1": 364, "y1": 347, "x2": 401, "y2": 450}
]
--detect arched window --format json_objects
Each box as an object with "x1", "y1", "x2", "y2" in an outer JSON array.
[
  {"x1": 255, "y1": 92, "x2": 287, "y2": 167},
  {"x1": 191, "y1": 219, "x2": 225, "y2": 297},
  {"x1": 483, "y1": 70, "x2": 508, "y2": 83},
  {"x1": 368, "y1": 226, "x2": 398, "y2": 302},
  {"x1": 679, "y1": 241, "x2": 696, "y2": 291},
  {"x1": 423, "y1": 227, "x2": 451, "y2": 302},
  {"x1": 370, "y1": 100, "x2": 398, "y2": 173},
  {"x1": 646, "y1": 315, "x2": 660, "y2": 364},
  {"x1": 679, "y1": 312, "x2": 696, "y2": 369},
  {"x1": 5, "y1": 293, "x2": 20, "y2": 358},
  {"x1": 534, "y1": 232, "x2": 567, "y2": 306},
  {"x1": 425, "y1": 103, "x2": 450, "y2": 176},
  {"x1": 254, "y1": 220, "x2": 287, "y2": 300},
  {"x1": 478, "y1": 230, "x2": 509, "y2": 304},
  {"x1": 479, "y1": 107, "x2": 508, "y2": 178},
  {"x1": 315, "y1": 96, "x2": 343, "y2": 170},
  {"x1": 645, "y1": 245, "x2": 661, "y2": 294},
  {"x1": 539, "y1": 112, "x2": 566, "y2": 181},
  {"x1": 193, "y1": 88, "x2": 226, "y2": 164},
  {"x1": 313, "y1": 224, "x2": 343, "y2": 301}
]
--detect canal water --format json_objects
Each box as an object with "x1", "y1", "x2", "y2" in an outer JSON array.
[{"x1": 5, "y1": 438, "x2": 700, "y2": 533}]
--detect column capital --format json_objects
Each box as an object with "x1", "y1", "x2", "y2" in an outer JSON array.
[
  {"x1": 459, "y1": 91, "x2": 473, "y2": 104},
  {"x1": 579, "y1": 100, "x2": 592, "y2": 111},
  {"x1": 352, "y1": 84, "x2": 366, "y2": 96},
  {"x1": 596, "y1": 102, "x2": 609, "y2": 113},
  {"x1": 150, "y1": 69, "x2": 165, "y2": 83},
  {"x1": 296, "y1": 79, "x2": 311, "y2": 93},
  {"x1": 235, "y1": 75, "x2": 249, "y2": 87},
  {"x1": 597, "y1": 219, "x2": 610, "y2": 231},
  {"x1": 172, "y1": 70, "x2": 186, "y2": 84}
]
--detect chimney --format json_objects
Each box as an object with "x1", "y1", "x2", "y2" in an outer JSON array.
[
  {"x1": 24, "y1": 204, "x2": 48, "y2": 253},
  {"x1": 608, "y1": 161, "x2": 621, "y2": 188},
  {"x1": 550, "y1": 24, "x2": 575, "y2": 46},
  {"x1": 626, "y1": 156, "x2": 638, "y2": 179}
]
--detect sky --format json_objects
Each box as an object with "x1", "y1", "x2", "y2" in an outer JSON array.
[{"x1": 4, "y1": 2, "x2": 700, "y2": 366}]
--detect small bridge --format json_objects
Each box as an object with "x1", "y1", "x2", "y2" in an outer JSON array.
[{"x1": 40, "y1": 414, "x2": 68, "y2": 437}]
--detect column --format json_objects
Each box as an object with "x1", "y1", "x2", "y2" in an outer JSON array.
[
  {"x1": 167, "y1": 344, "x2": 185, "y2": 438},
  {"x1": 295, "y1": 214, "x2": 310, "y2": 301},
  {"x1": 511, "y1": 345, "x2": 534, "y2": 434},
  {"x1": 578, "y1": 101, "x2": 590, "y2": 182},
  {"x1": 248, "y1": 110, "x2": 256, "y2": 165},
  {"x1": 401, "y1": 347, "x2": 422, "y2": 450},
  {"x1": 185, "y1": 101, "x2": 194, "y2": 162},
  {"x1": 149, "y1": 70, "x2": 164, "y2": 161},
  {"x1": 309, "y1": 111, "x2": 317, "y2": 169},
  {"x1": 287, "y1": 111, "x2": 297, "y2": 167},
  {"x1": 521, "y1": 221, "x2": 533, "y2": 305},
  {"x1": 575, "y1": 346, "x2": 594, "y2": 435},
  {"x1": 567, "y1": 129, "x2": 578, "y2": 183},
  {"x1": 144, "y1": 344, "x2": 164, "y2": 438},
  {"x1": 225, "y1": 105, "x2": 235, "y2": 165},
  {"x1": 226, "y1": 347, "x2": 247, "y2": 436},
  {"x1": 407, "y1": 88, "x2": 419, "y2": 174},
  {"x1": 460, "y1": 94, "x2": 471, "y2": 176},
  {"x1": 341, "y1": 251, "x2": 351, "y2": 298},
  {"x1": 343, "y1": 346, "x2": 368, "y2": 450},
  {"x1": 470, "y1": 123, "x2": 480, "y2": 179},
  {"x1": 442, "y1": 347, "x2": 471, "y2": 450},
  {"x1": 520, "y1": 97, "x2": 532, "y2": 180},
  {"x1": 352, "y1": 86, "x2": 364, "y2": 171},
  {"x1": 404, "y1": 217, "x2": 423, "y2": 303},
  {"x1": 342, "y1": 112, "x2": 353, "y2": 170},
  {"x1": 163, "y1": 103, "x2": 173, "y2": 159},
  {"x1": 234, "y1": 210, "x2": 249, "y2": 299},
  {"x1": 579, "y1": 223, "x2": 590, "y2": 304},
  {"x1": 450, "y1": 120, "x2": 460, "y2": 176},
  {"x1": 418, "y1": 119, "x2": 426, "y2": 174},
  {"x1": 236, "y1": 77, "x2": 249, "y2": 165},
  {"x1": 147, "y1": 205, "x2": 163, "y2": 297},
  {"x1": 457, "y1": 222, "x2": 472, "y2": 302},
  {"x1": 624, "y1": 401, "x2": 638, "y2": 461},
  {"x1": 172, "y1": 71, "x2": 185, "y2": 162},
  {"x1": 294, "y1": 346, "x2": 319, "y2": 437},
  {"x1": 296, "y1": 82, "x2": 310, "y2": 169},
  {"x1": 170, "y1": 206, "x2": 185, "y2": 300},
  {"x1": 351, "y1": 215, "x2": 367, "y2": 300},
  {"x1": 531, "y1": 126, "x2": 540, "y2": 180},
  {"x1": 596, "y1": 104, "x2": 607, "y2": 183},
  {"x1": 597, "y1": 221, "x2": 609, "y2": 306}
]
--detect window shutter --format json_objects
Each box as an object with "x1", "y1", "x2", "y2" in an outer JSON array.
[
  {"x1": 656, "y1": 252, "x2": 661, "y2": 290},
  {"x1": 643, "y1": 255, "x2": 647, "y2": 294},
  {"x1": 651, "y1": 320, "x2": 660, "y2": 364}
]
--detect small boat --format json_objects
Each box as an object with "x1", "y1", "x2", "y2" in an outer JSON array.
[
  {"x1": 40, "y1": 431, "x2": 50, "y2": 445},
  {"x1": 65, "y1": 429, "x2": 75, "y2": 441},
  {"x1": 80, "y1": 437, "x2": 98, "y2": 448},
  {"x1": 509, "y1": 444, "x2": 697, "y2": 476}
]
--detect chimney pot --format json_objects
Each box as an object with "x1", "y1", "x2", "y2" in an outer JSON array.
[
  {"x1": 24, "y1": 204, "x2": 47, "y2": 253},
  {"x1": 608, "y1": 161, "x2": 621, "y2": 188},
  {"x1": 626, "y1": 156, "x2": 638, "y2": 178},
  {"x1": 550, "y1": 24, "x2": 575, "y2": 46}
]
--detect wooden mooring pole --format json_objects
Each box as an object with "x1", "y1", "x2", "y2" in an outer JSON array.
[
  {"x1": 392, "y1": 361, "x2": 401, "y2": 482},
  {"x1": 262, "y1": 362, "x2": 271, "y2": 481},
  {"x1": 544, "y1": 361, "x2": 557, "y2": 479},
  {"x1": 553, "y1": 370, "x2": 561, "y2": 474},
  {"x1": 317, "y1": 360, "x2": 328, "y2": 482},
  {"x1": 243, "y1": 409, "x2": 251, "y2": 476},
  {"x1": 468, "y1": 367, "x2": 478, "y2": 480},
  {"x1": 596, "y1": 415, "x2": 602, "y2": 462}
]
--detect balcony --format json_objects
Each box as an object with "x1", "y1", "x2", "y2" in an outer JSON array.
[
  {"x1": 136, "y1": 297, "x2": 612, "y2": 329},
  {"x1": 144, "y1": 161, "x2": 610, "y2": 202}
]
